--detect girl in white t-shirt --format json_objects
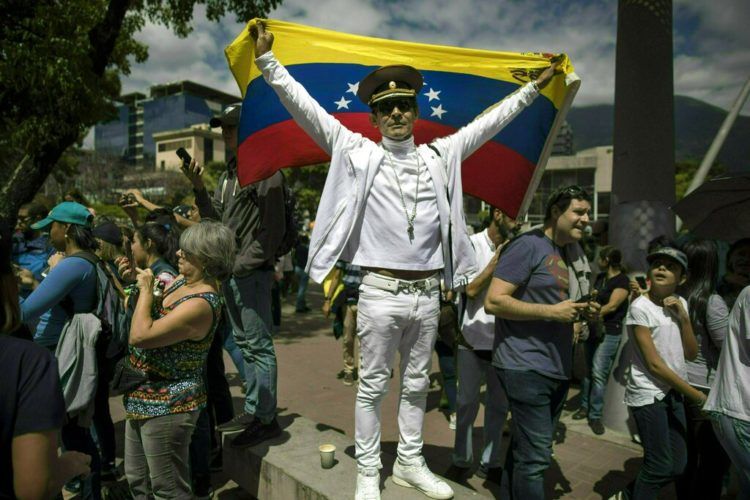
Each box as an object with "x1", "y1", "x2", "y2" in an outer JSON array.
[{"x1": 623, "y1": 248, "x2": 705, "y2": 499}]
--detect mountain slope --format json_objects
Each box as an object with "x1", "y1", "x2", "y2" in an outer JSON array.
[{"x1": 566, "y1": 95, "x2": 750, "y2": 173}]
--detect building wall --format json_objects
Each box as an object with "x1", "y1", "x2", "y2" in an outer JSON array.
[
  {"x1": 525, "y1": 146, "x2": 613, "y2": 224},
  {"x1": 94, "y1": 83, "x2": 237, "y2": 168},
  {"x1": 94, "y1": 106, "x2": 129, "y2": 157},
  {"x1": 154, "y1": 130, "x2": 226, "y2": 172}
]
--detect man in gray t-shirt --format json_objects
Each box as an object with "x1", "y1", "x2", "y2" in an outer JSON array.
[{"x1": 485, "y1": 185, "x2": 599, "y2": 499}]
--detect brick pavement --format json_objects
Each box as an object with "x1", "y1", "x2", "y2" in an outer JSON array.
[{"x1": 104, "y1": 283, "x2": 679, "y2": 499}]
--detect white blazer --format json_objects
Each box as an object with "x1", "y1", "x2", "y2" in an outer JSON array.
[{"x1": 257, "y1": 52, "x2": 540, "y2": 288}]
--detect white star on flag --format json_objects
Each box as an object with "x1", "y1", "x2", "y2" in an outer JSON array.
[
  {"x1": 424, "y1": 88, "x2": 441, "y2": 101},
  {"x1": 430, "y1": 104, "x2": 447, "y2": 119},
  {"x1": 346, "y1": 82, "x2": 359, "y2": 95},
  {"x1": 334, "y1": 96, "x2": 351, "y2": 110}
]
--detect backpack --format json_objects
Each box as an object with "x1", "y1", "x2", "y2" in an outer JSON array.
[
  {"x1": 61, "y1": 252, "x2": 130, "y2": 360},
  {"x1": 275, "y1": 170, "x2": 299, "y2": 258}
]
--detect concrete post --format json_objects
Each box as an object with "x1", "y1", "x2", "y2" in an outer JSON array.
[{"x1": 603, "y1": 0, "x2": 675, "y2": 435}]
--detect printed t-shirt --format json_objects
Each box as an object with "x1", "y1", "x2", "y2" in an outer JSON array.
[{"x1": 492, "y1": 229, "x2": 573, "y2": 380}]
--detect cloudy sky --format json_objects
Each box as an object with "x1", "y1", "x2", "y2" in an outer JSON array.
[{"x1": 122, "y1": 0, "x2": 749, "y2": 112}]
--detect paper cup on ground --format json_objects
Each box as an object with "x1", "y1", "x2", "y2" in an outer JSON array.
[{"x1": 319, "y1": 444, "x2": 336, "y2": 469}]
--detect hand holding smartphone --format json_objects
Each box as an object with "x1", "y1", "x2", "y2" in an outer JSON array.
[
  {"x1": 176, "y1": 147, "x2": 192, "y2": 171},
  {"x1": 635, "y1": 276, "x2": 648, "y2": 289}
]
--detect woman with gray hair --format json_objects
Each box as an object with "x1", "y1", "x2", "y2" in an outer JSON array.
[{"x1": 122, "y1": 221, "x2": 235, "y2": 499}]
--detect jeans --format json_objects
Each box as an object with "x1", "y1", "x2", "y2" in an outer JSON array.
[
  {"x1": 435, "y1": 339, "x2": 457, "y2": 413},
  {"x1": 125, "y1": 411, "x2": 198, "y2": 499},
  {"x1": 580, "y1": 334, "x2": 622, "y2": 420},
  {"x1": 676, "y1": 397, "x2": 730, "y2": 500},
  {"x1": 294, "y1": 265, "x2": 309, "y2": 311},
  {"x1": 453, "y1": 348, "x2": 508, "y2": 469},
  {"x1": 711, "y1": 413, "x2": 750, "y2": 498},
  {"x1": 497, "y1": 368, "x2": 569, "y2": 500},
  {"x1": 222, "y1": 270, "x2": 277, "y2": 424},
  {"x1": 628, "y1": 391, "x2": 688, "y2": 500},
  {"x1": 355, "y1": 281, "x2": 440, "y2": 470},
  {"x1": 62, "y1": 417, "x2": 102, "y2": 500},
  {"x1": 219, "y1": 314, "x2": 245, "y2": 381}
]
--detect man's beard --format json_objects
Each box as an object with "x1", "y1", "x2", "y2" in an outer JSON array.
[{"x1": 497, "y1": 222, "x2": 517, "y2": 242}]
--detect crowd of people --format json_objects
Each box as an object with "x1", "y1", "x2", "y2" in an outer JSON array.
[{"x1": 2, "y1": 20, "x2": 749, "y2": 500}]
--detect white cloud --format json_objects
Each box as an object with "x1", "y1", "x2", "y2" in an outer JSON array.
[{"x1": 119, "y1": 0, "x2": 750, "y2": 115}]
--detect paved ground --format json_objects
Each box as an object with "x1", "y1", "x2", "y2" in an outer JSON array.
[{"x1": 101, "y1": 283, "x2": 718, "y2": 499}]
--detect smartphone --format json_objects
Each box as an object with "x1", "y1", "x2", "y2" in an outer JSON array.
[
  {"x1": 635, "y1": 276, "x2": 648, "y2": 289},
  {"x1": 176, "y1": 147, "x2": 192, "y2": 170},
  {"x1": 575, "y1": 294, "x2": 592, "y2": 303}
]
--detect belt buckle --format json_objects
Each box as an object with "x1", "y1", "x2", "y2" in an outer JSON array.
[{"x1": 400, "y1": 281, "x2": 421, "y2": 294}]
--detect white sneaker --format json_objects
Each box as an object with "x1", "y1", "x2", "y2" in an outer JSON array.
[
  {"x1": 448, "y1": 413, "x2": 456, "y2": 431},
  {"x1": 392, "y1": 457, "x2": 454, "y2": 499},
  {"x1": 355, "y1": 468, "x2": 380, "y2": 500}
]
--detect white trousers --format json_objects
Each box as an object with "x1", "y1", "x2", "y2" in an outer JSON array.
[{"x1": 354, "y1": 282, "x2": 440, "y2": 470}]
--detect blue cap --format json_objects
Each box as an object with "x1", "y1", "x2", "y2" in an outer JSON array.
[
  {"x1": 31, "y1": 202, "x2": 93, "y2": 231},
  {"x1": 647, "y1": 247, "x2": 688, "y2": 272}
]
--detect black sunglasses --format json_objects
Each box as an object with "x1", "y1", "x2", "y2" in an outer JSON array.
[
  {"x1": 548, "y1": 185, "x2": 590, "y2": 206},
  {"x1": 373, "y1": 98, "x2": 416, "y2": 115}
]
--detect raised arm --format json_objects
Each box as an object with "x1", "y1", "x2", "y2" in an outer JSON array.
[
  {"x1": 432, "y1": 59, "x2": 560, "y2": 162},
  {"x1": 183, "y1": 159, "x2": 222, "y2": 221},
  {"x1": 19, "y1": 258, "x2": 91, "y2": 323},
  {"x1": 251, "y1": 22, "x2": 360, "y2": 155},
  {"x1": 128, "y1": 269, "x2": 214, "y2": 349}
]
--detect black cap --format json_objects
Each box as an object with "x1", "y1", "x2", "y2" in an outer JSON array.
[
  {"x1": 357, "y1": 65, "x2": 424, "y2": 106},
  {"x1": 92, "y1": 221, "x2": 123, "y2": 246},
  {"x1": 209, "y1": 102, "x2": 242, "y2": 128}
]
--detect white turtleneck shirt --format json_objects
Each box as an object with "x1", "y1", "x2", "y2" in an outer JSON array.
[{"x1": 349, "y1": 135, "x2": 444, "y2": 271}]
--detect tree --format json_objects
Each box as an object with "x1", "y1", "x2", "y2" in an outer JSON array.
[
  {"x1": 284, "y1": 163, "x2": 329, "y2": 218},
  {"x1": 0, "y1": 0, "x2": 280, "y2": 229},
  {"x1": 675, "y1": 159, "x2": 727, "y2": 200}
]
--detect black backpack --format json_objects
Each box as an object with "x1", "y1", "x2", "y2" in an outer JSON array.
[
  {"x1": 275, "y1": 171, "x2": 299, "y2": 258},
  {"x1": 61, "y1": 252, "x2": 130, "y2": 360}
]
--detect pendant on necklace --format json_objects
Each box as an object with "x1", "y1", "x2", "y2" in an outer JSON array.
[{"x1": 407, "y1": 224, "x2": 415, "y2": 241}]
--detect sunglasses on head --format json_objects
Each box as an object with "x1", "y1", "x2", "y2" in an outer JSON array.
[
  {"x1": 549, "y1": 185, "x2": 589, "y2": 206},
  {"x1": 373, "y1": 98, "x2": 415, "y2": 115}
]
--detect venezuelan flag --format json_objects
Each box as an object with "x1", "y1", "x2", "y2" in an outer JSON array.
[{"x1": 226, "y1": 19, "x2": 579, "y2": 218}]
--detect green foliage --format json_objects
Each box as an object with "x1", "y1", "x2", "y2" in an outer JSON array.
[
  {"x1": 675, "y1": 159, "x2": 727, "y2": 200},
  {"x1": 0, "y1": 0, "x2": 282, "y2": 225},
  {"x1": 202, "y1": 160, "x2": 227, "y2": 192},
  {"x1": 284, "y1": 163, "x2": 330, "y2": 217}
]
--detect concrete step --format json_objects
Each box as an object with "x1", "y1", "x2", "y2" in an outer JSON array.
[{"x1": 223, "y1": 413, "x2": 485, "y2": 499}]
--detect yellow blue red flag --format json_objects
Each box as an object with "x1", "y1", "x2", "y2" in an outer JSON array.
[{"x1": 225, "y1": 19, "x2": 579, "y2": 218}]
